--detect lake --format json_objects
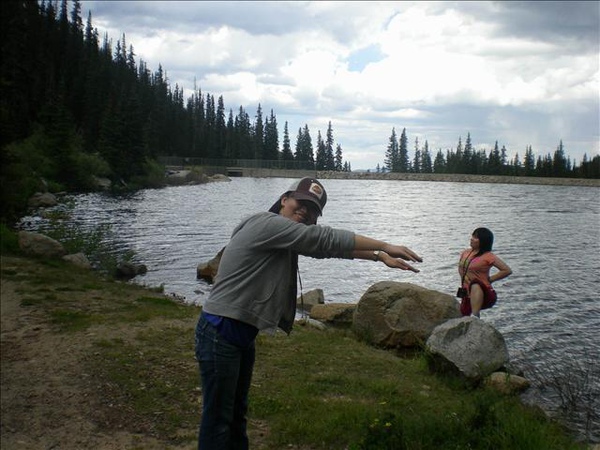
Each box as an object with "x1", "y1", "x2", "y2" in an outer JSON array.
[{"x1": 21, "y1": 177, "x2": 600, "y2": 442}]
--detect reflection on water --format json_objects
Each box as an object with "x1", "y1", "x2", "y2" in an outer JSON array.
[{"x1": 20, "y1": 178, "x2": 600, "y2": 442}]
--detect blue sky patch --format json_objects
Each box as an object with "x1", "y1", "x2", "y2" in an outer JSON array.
[{"x1": 347, "y1": 44, "x2": 385, "y2": 72}]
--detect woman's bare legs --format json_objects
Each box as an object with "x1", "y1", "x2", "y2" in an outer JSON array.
[{"x1": 469, "y1": 283, "x2": 484, "y2": 317}]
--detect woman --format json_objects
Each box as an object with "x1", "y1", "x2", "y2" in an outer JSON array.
[
  {"x1": 194, "y1": 177, "x2": 422, "y2": 450},
  {"x1": 457, "y1": 227, "x2": 512, "y2": 317}
]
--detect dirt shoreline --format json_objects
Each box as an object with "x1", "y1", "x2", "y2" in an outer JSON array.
[{"x1": 0, "y1": 256, "x2": 191, "y2": 450}]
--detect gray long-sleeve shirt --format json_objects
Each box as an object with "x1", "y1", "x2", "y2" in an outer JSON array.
[{"x1": 202, "y1": 211, "x2": 355, "y2": 334}]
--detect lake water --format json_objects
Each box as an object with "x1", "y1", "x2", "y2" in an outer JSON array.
[{"x1": 21, "y1": 177, "x2": 600, "y2": 442}]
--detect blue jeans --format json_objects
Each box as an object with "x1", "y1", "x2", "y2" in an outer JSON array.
[{"x1": 195, "y1": 313, "x2": 256, "y2": 450}]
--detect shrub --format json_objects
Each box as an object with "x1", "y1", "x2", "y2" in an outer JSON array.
[{"x1": 0, "y1": 223, "x2": 20, "y2": 254}]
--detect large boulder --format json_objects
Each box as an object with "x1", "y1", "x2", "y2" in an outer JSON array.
[
  {"x1": 18, "y1": 231, "x2": 66, "y2": 258},
  {"x1": 425, "y1": 317, "x2": 509, "y2": 382},
  {"x1": 27, "y1": 192, "x2": 58, "y2": 208},
  {"x1": 352, "y1": 281, "x2": 460, "y2": 349},
  {"x1": 197, "y1": 247, "x2": 225, "y2": 283}
]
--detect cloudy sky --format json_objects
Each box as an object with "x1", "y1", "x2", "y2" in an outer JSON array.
[{"x1": 79, "y1": 1, "x2": 599, "y2": 170}]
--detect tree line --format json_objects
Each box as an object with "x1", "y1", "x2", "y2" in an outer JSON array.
[
  {"x1": 1, "y1": 1, "x2": 597, "y2": 224},
  {"x1": 0, "y1": 0, "x2": 350, "y2": 222},
  {"x1": 382, "y1": 128, "x2": 598, "y2": 178}
]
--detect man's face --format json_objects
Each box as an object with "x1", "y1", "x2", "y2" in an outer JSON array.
[{"x1": 280, "y1": 195, "x2": 320, "y2": 225}]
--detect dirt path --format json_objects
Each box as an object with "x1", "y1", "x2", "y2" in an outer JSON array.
[{"x1": 0, "y1": 258, "x2": 189, "y2": 450}]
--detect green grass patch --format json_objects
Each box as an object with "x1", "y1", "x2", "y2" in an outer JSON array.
[
  {"x1": 50, "y1": 309, "x2": 95, "y2": 332},
  {"x1": 249, "y1": 327, "x2": 583, "y2": 449},
  {"x1": 0, "y1": 224, "x2": 19, "y2": 253},
  {"x1": 1, "y1": 255, "x2": 586, "y2": 449},
  {"x1": 3, "y1": 256, "x2": 194, "y2": 331}
]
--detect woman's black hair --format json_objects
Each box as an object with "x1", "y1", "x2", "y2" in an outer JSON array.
[{"x1": 473, "y1": 227, "x2": 494, "y2": 256}]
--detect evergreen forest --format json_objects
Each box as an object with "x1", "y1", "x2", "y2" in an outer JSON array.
[{"x1": 1, "y1": 1, "x2": 598, "y2": 225}]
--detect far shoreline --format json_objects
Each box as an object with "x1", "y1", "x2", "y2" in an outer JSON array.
[
  {"x1": 176, "y1": 165, "x2": 600, "y2": 188},
  {"x1": 314, "y1": 171, "x2": 600, "y2": 187}
]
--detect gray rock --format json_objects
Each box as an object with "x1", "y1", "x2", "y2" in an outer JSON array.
[
  {"x1": 297, "y1": 288, "x2": 324, "y2": 312},
  {"x1": 27, "y1": 192, "x2": 58, "y2": 208},
  {"x1": 485, "y1": 372, "x2": 531, "y2": 394},
  {"x1": 310, "y1": 303, "x2": 356, "y2": 327},
  {"x1": 197, "y1": 247, "x2": 225, "y2": 283},
  {"x1": 18, "y1": 231, "x2": 66, "y2": 258},
  {"x1": 295, "y1": 317, "x2": 327, "y2": 330},
  {"x1": 116, "y1": 261, "x2": 148, "y2": 279},
  {"x1": 426, "y1": 317, "x2": 509, "y2": 381},
  {"x1": 352, "y1": 281, "x2": 461, "y2": 348},
  {"x1": 62, "y1": 252, "x2": 92, "y2": 270}
]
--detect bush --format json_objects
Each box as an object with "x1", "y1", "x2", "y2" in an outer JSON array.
[{"x1": 0, "y1": 224, "x2": 20, "y2": 254}]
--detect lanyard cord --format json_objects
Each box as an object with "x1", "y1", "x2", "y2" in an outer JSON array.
[
  {"x1": 461, "y1": 251, "x2": 475, "y2": 286},
  {"x1": 297, "y1": 266, "x2": 307, "y2": 319}
]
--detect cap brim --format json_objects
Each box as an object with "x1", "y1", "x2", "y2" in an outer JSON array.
[{"x1": 291, "y1": 193, "x2": 323, "y2": 215}]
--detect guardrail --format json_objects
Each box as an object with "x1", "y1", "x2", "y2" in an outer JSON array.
[{"x1": 158, "y1": 156, "x2": 316, "y2": 171}]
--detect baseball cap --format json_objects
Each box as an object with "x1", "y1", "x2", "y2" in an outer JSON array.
[
  {"x1": 268, "y1": 177, "x2": 327, "y2": 216},
  {"x1": 286, "y1": 177, "x2": 327, "y2": 214}
]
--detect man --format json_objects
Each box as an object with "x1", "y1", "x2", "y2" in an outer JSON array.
[{"x1": 195, "y1": 177, "x2": 422, "y2": 449}]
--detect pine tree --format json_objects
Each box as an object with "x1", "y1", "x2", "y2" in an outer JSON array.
[
  {"x1": 237, "y1": 106, "x2": 252, "y2": 159},
  {"x1": 475, "y1": 149, "x2": 488, "y2": 174},
  {"x1": 281, "y1": 121, "x2": 293, "y2": 161},
  {"x1": 488, "y1": 141, "x2": 501, "y2": 174},
  {"x1": 512, "y1": 152, "x2": 522, "y2": 175},
  {"x1": 335, "y1": 144, "x2": 343, "y2": 171},
  {"x1": 215, "y1": 96, "x2": 227, "y2": 159},
  {"x1": 253, "y1": 104, "x2": 264, "y2": 160},
  {"x1": 294, "y1": 127, "x2": 304, "y2": 161},
  {"x1": 421, "y1": 140, "x2": 433, "y2": 173},
  {"x1": 315, "y1": 131, "x2": 326, "y2": 170},
  {"x1": 384, "y1": 128, "x2": 399, "y2": 172},
  {"x1": 552, "y1": 140, "x2": 569, "y2": 177},
  {"x1": 399, "y1": 128, "x2": 409, "y2": 172},
  {"x1": 303, "y1": 124, "x2": 314, "y2": 163},
  {"x1": 454, "y1": 137, "x2": 464, "y2": 173},
  {"x1": 500, "y1": 145, "x2": 508, "y2": 174},
  {"x1": 433, "y1": 150, "x2": 446, "y2": 173},
  {"x1": 293, "y1": 125, "x2": 314, "y2": 166},
  {"x1": 464, "y1": 132, "x2": 473, "y2": 173},
  {"x1": 263, "y1": 109, "x2": 279, "y2": 161},
  {"x1": 412, "y1": 137, "x2": 421, "y2": 173},
  {"x1": 189, "y1": 89, "x2": 205, "y2": 157},
  {"x1": 204, "y1": 94, "x2": 217, "y2": 158},
  {"x1": 325, "y1": 121, "x2": 335, "y2": 170},
  {"x1": 224, "y1": 109, "x2": 235, "y2": 159},
  {"x1": 524, "y1": 145, "x2": 535, "y2": 176}
]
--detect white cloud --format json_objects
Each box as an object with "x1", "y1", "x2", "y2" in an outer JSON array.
[{"x1": 80, "y1": 0, "x2": 599, "y2": 168}]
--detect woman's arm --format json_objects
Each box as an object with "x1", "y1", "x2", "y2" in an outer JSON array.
[
  {"x1": 351, "y1": 235, "x2": 422, "y2": 273},
  {"x1": 490, "y1": 255, "x2": 512, "y2": 283}
]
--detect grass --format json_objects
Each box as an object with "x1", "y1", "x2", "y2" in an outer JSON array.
[{"x1": 1, "y1": 253, "x2": 588, "y2": 449}]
